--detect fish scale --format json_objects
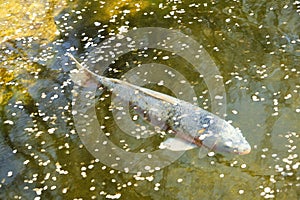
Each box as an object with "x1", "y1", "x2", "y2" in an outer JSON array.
[{"x1": 68, "y1": 53, "x2": 251, "y2": 156}]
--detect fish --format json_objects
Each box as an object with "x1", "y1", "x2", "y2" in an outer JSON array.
[{"x1": 67, "y1": 53, "x2": 251, "y2": 157}]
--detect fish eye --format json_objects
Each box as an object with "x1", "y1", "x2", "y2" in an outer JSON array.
[
  {"x1": 223, "y1": 145, "x2": 232, "y2": 150},
  {"x1": 202, "y1": 116, "x2": 214, "y2": 127}
]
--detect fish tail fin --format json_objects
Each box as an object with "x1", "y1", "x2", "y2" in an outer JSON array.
[
  {"x1": 67, "y1": 53, "x2": 103, "y2": 88},
  {"x1": 67, "y1": 53, "x2": 85, "y2": 70}
]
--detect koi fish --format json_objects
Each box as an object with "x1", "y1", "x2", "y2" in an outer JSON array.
[{"x1": 68, "y1": 53, "x2": 251, "y2": 157}]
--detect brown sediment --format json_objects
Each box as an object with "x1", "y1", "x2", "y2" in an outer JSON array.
[{"x1": 0, "y1": 0, "x2": 67, "y2": 43}]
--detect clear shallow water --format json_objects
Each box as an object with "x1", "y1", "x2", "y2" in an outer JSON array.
[{"x1": 0, "y1": 0, "x2": 299, "y2": 199}]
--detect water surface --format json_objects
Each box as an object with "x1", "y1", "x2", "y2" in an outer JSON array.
[{"x1": 0, "y1": 0, "x2": 299, "y2": 199}]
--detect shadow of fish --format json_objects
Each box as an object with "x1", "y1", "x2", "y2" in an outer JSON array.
[{"x1": 68, "y1": 53, "x2": 251, "y2": 157}]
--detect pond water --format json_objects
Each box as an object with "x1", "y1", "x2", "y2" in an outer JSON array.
[{"x1": 0, "y1": 0, "x2": 299, "y2": 199}]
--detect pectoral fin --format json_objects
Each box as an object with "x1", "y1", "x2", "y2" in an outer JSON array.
[
  {"x1": 198, "y1": 146, "x2": 209, "y2": 158},
  {"x1": 159, "y1": 138, "x2": 197, "y2": 151}
]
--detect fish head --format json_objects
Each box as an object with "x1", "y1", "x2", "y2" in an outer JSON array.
[{"x1": 199, "y1": 116, "x2": 251, "y2": 155}]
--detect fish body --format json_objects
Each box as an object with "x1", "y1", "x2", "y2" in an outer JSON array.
[{"x1": 68, "y1": 53, "x2": 251, "y2": 155}]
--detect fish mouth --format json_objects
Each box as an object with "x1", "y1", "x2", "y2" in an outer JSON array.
[
  {"x1": 237, "y1": 145, "x2": 251, "y2": 155},
  {"x1": 238, "y1": 148, "x2": 251, "y2": 155},
  {"x1": 232, "y1": 143, "x2": 251, "y2": 155}
]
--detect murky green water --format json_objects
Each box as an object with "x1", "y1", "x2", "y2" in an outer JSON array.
[{"x1": 0, "y1": 0, "x2": 299, "y2": 199}]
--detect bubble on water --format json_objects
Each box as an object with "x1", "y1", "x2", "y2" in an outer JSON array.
[
  {"x1": 81, "y1": 172, "x2": 87, "y2": 178},
  {"x1": 264, "y1": 187, "x2": 271, "y2": 193},
  {"x1": 4, "y1": 120, "x2": 14, "y2": 125},
  {"x1": 284, "y1": 94, "x2": 292, "y2": 100},
  {"x1": 157, "y1": 80, "x2": 164, "y2": 86},
  {"x1": 90, "y1": 186, "x2": 96, "y2": 191},
  {"x1": 47, "y1": 128, "x2": 56, "y2": 134},
  {"x1": 106, "y1": 193, "x2": 121, "y2": 199},
  {"x1": 214, "y1": 95, "x2": 223, "y2": 100},
  {"x1": 251, "y1": 95, "x2": 260, "y2": 102},
  {"x1": 231, "y1": 110, "x2": 238, "y2": 114},
  {"x1": 62, "y1": 188, "x2": 68, "y2": 194},
  {"x1": 292, "y1": 162, "x2": 299, "y2": 170},
  {"x1": 208, "y1": 152, "x2": 215, "y2": 157},
  {"x1": 146, "y1": 176, "x2": 154, "y2": 182},
  {"x1": 33, "y1": 188, "x2": 42, "y2": 196},
  {"x1": 94, "y1": 21, "x2": 101, "y2": 26},
  {"x1": 7, "y1": 171, "x2": 13, "y2": 177},
  {"x1": 23, "y1": 160, "x2": 30, "y2": 165},
  {"x1": 144, "y1": 166, "x2": 151, "y2": 171}
]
